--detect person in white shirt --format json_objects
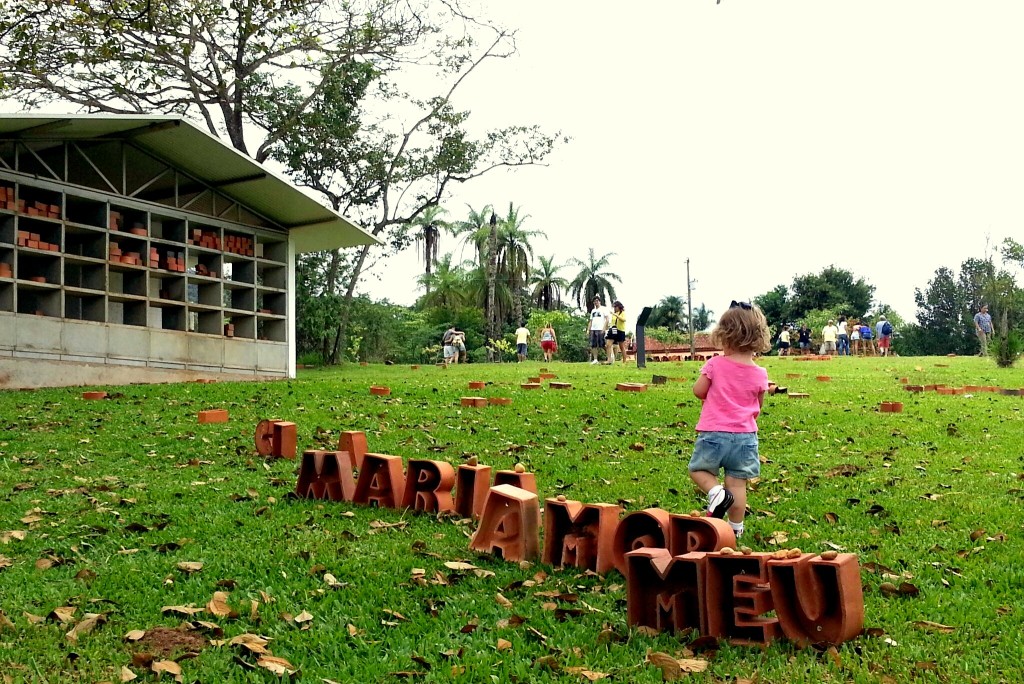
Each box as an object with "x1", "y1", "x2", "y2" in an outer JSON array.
[
  {"x1": 822, "y1": 319, "x2": 839, "y2": 356},
  {"x1": 586, "y1": 296, "x2": 610, "y2": 364},
  {"x1": 514, "y1": 324, "x2": 530, "y2": 362},
  {"x1": 836, "y1": 316, "x2": 850, "y2": 356}
]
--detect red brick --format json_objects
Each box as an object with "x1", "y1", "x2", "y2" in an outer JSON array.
[
  {"x1": 198, "y1": 409, "x2": 228, "y2": 423},
  {"x1": 616, "y1": 383, "x2": 647, "y2": 392},
  {"x1": 369, "y1": 386, "x2": 391, "y2": 396},
  {"x1": 82, "y1": 391, "x2": 107, "y2": 400}
]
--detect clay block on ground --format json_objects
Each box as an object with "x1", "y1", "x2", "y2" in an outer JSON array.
[
  {"x1": 488, "y1": 397, "x2": 512, "y2": 406},
  {"x1": 788, "y1": 393, "x2": 810, "y2": 399},
  {"x1": 460, "y1": 396, "x2": 487, "y2": 407},
  {"x1": 353, "y1": 453, "x2": 405, "y2": 508},
  {"x1": 785, "y1": 373, "x2": 801, "y2": 379},
  {"x1": 401, "y1": 459, "x2": 456, "y2": 513},
  {"x1": 370, "y1": 386, "x2": 391, "y2": 396},
  {"x1": 198, "y1": 409, "x2": 228, "y2": 424},
  {"x1": 527, "y1": 376, "x2": 541, "y2": 383},
  {"x1": 539, "y1": 373, "x2": 557, "y2": 380},
  {"x1": 767, "y1": 552, "x2": 864, "y2": 646},
  {"x1": 905, "y1": 385, "x2": 924, "y2": 392},
  {"x1": 626, "y1": 548, "x2": 707, "y2": 635},
  {"x1": 469, "y1": 484, "x2": 541, "y2": 562},
  {"x1": 520, "y1": 383, "x2": 541, "y2": 390},
  {"x1": 667, "y1": 514, "x2": 736, "y2": 555},
  {"x1": 611, "y1": 508, "x2": 671, "y2": 576},
  {"x1": 651, "y1": 375, "x2": 667, "y2": 385},
  {"x1": 549, "y1": 382, "x2": 572, "y2": 390},
  {"x1": 616, "y1": 382, "x2": 647, "y2": 392},
  {"x1": 543, "y1": 498, "x2": 622, "y2": 574},
  {"x1": 468, "y1": 381, "x2": 485, "y2": 390},
  {"x1": 338, "y1": 430, "x2": 369, "y2": 469},
  {"x1": 455, "y1": 464, "x2": 492, "y2": 519},
  {"x1": 879, "y1": 402, "x2": 903, "y2": 413},
  {"x1": 82, "y1": 391, "x2": 107, "y2": 400},
  {"x1": 816, "y1": 376, "x2": 831, "y2": 382},
  {"x1": 295, "y1": 450, "x2": 355, "y2": 501}
]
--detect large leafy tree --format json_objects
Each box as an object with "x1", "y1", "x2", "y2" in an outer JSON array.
[
  {"x1": 568, "y1": 249, "x2": 620, "y2": 311},
  {"x1": 416, "y1": 253, "x2": 469, "y2": 317},
  {"x1": 789, "y1": 266, "x2": 874, "y2": 320},
  {"x1": 530, "y1": 255, "x2": 568, "y2": 311},
  {"x1": 0, "y1": 0, "x2": 426, "y2": 157},
  {"x1": 1, "y1": 1, "x2": 560, "y2": 364},
  {"x1": 692, "y1": 303, "x2": 714, "y2": 331}
]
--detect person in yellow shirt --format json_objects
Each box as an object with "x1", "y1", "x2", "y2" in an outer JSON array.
[
  {"x1": 822, "y1": 319, "x2": 839, "y2": 356},
  {"x1": 605, "y1": 301, "x2": 628, "y2": 364}
]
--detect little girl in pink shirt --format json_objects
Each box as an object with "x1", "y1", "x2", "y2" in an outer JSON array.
[{"x1": 689, "y1": 301, "x2": 772, "y2": 539}]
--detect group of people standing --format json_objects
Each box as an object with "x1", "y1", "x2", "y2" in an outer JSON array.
[
  {"x1": 776, "y1": 315, "x2": 893, "y2": 357},
  {"x1": 586, "y1": 296, "x2": 628, "y2": 365}
]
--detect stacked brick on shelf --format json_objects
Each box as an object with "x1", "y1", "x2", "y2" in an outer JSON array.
[
  {"x1": 189, "y1": 228, "x2": 221, "y2": 250},
  {"x1": 17, "y1": 230, "x2": 59, "y2": 252},
  {"x1": 1, "y1": 186, "x2": 61, "y2": 219},
  {"x1": 224, "y1": 234, "x2": 254, "y2": 256}
]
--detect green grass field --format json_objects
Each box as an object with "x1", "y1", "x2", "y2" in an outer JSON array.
[{"x1": 1, "y1": 356, "x2": 1022, "y2": 683}]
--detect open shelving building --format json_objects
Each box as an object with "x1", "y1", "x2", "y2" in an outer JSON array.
[{"x1": 0, "y1": 115, "x2": 377, "y2": 388}]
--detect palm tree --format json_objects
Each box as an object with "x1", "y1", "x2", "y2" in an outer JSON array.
[
  {"x1": 650, "y1": 295, "x2": 686, "y2": 330},
  {"x1": 494, "y1": 203, "x2": 545, "y2": 325},
  {"x1": 452, "y1": 203, "x2": 493, "y2": 264},
  {"x1": 692, "y1": 303, "x2": 714, "y2": 331},
  {"x1": 568, "y1": 248, "x2": 621, "y2": 311},
  {"x1": 530, "y1": 255, "x2": 569, "y2": 311},
  {"x1": 408, "y1": 205, "x2": 449, "y2": 293},
  {"x1": 417, "y1": 253, "x2": 469, "y2": 313}
]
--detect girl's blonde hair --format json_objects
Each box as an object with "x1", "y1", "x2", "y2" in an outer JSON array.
[{"x1": 710, "y1": 302, "x2": 772, "y2": 353}]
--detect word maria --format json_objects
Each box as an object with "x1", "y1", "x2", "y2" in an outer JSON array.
[{"x1": 295, "y1": 431, "x2": 864, "y2": 646}]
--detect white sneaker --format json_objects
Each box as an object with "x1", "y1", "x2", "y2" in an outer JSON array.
[{"x1": 590, "y1": 359, "x2": 599, "y2": 365}]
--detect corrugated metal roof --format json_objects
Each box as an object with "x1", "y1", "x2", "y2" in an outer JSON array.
[{"x1": 0, "y1": 114, "x2": 379, "y2": 250}]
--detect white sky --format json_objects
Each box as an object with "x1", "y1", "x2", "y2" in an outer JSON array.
[{"x1": 357, "y1": 0, "x2": 1024, "y2": 326}]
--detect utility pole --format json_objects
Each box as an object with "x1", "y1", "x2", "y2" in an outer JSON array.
[{"x1": 686, "y1": 258, "x2": 695, "y2": 360}]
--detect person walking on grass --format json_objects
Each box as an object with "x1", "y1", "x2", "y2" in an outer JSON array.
[
  {"x1": 974, "y1": 304, "x2": 993, "y2": 357},
  {"x1": 514, "y1": 323, "x2": 530, "y2": 362},
  {"x1": 777, "y1": 324, "x2": 791, "y2": 356},
  {"x1": 587, "y1": 296, "x2": 610, "y2": 364},
  {"x1": 876, "y1": 315, "x2": 893, "y2": 357},
  {"x1": 688, "y1": 300, "x2": 771, "y2": 540},
  {"x1": 539, "y1": 323, "x2": 558, "y2": 363}
]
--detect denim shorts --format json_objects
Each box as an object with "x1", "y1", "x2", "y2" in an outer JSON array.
[{"x1": 688, "y1": 431, "x2": 760, "y2": 480}]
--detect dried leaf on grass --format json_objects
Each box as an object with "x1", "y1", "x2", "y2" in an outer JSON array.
[
  {"x1": 120, "y1": 665, "x2": 137, "y2": 682},
  {"x1": 161, "y1": 605, "x2": 204, "y2": 617},
  {"x1": 176, "y1": 562, "x2": 203, "y2": 574},
  {"x1": 66, "y1": 613, "x2": 106, "y2": 642},
  {"x1": 565, "y1": 667, "x2": 610, "y2": 681},
  {"x1": 229, "y1": 633, "x2": 271, "y2": 655},
  {"x1": 913, "y1": 620, "x2": 956, "y2": 633},
  {"x1": 151, "y1": 659, "x2": 182, "y2": 682},
  {"x1": 207, "y1": 591, "x2": 234, "y2": 618},
  {"x1": 256, "y1": 655, "x2": 297, "y2": 676}
]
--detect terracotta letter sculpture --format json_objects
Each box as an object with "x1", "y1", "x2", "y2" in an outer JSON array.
[
  {"x1": 766, "y1": 552, "x2": 864, "y2": 646},
  {"x1": 492, "y1": 469, "x2": 537, "y2": 495},
  {"x1": 352, "y1": 453, "x2": 405, "y2": 508},
  {"x1": 338, "y1": 431, "x2": 368, "y2": 469},
  {"x1": 542, "y1": 499, "x2": 622, "y2": 574},
  {"x1": 626, "y1": 549, "x2": 707, "y2": 635},
  {"x1": 454, "y1": 464, "x2": 492, "y2": 519},
  {"x1": 254, "y1": 419, "x2": 297, "y2": 459},
  {"x1": 611, "y1": 508, "x2": 671, "y2": 576},
  {"x1": 469, "y1": 484, "x2": 540, "y2": 562},
  {"x1": 704, "y1": 552, "x2": 781, "y2": 645},
  {"x1": 295, "y1": 450, "x2": 356, "y2": 502},
  {"x1": 667, "y1": 514, "x2": 735, "y2": 555},
  {"x1": 401, "y1": 459, "x2": 456, "y2": 513}
]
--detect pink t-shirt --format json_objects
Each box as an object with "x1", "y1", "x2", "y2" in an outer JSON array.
[{"x1": 694, "y1": 355, "x2": 769, "y2": 433}]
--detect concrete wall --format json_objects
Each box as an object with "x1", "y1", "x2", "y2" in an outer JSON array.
[{"x1": 0, "y1": 312, "x2": 288, "y2": 388}]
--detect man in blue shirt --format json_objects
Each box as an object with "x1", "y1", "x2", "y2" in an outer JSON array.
[{"x1": 974, "y1": 304, "x2": 993, "y2": 357}]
